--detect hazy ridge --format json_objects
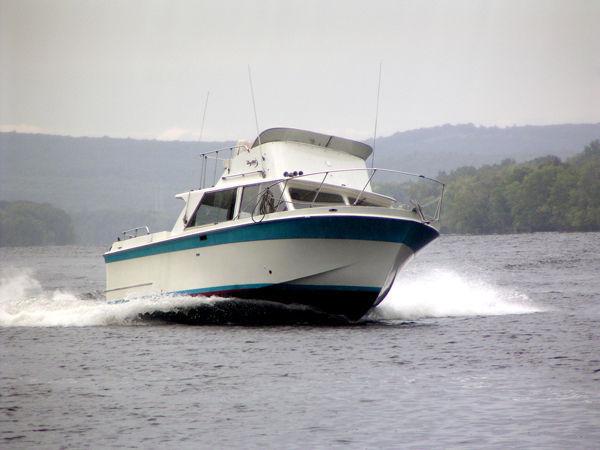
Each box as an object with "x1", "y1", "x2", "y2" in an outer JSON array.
[
  {"x1": 1, "y1": 123, "x2": 599, "y2": 244},
  {"x1": 375, "y1": 123, "x2": 600, "y2": 175}
]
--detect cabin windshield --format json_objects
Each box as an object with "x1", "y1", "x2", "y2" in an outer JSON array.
[
  {"x1": 283, "y1": 179, "x2": 395, "y2": 209},
  {"x1": 189, "y1": 188, "x2": 236, "y2": 227},
  {"x1": 238, "y1": 183, "x2": 286, "y2": 219},
  {"x1": 187, "y1": 183, "x2": 288, "y2": 229},
  {"x1": 184, "y1": 178, "x2": 394, "y2": 229}
]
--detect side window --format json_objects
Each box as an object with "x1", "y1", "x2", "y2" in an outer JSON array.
[
  {"x1": 347, "y1": 196, "x2": 385, "y2": 207},
  {"x1": 189, "y1": 188, "x2": 237, "y2": 227},
  {"x1": 289, "y1": 187, "x2": 344, "y2": 209},
  {"x1": 238, "y1": 183, "x2": 286, "y2": 218},
  {"x1": 238, "y1": 184, "x2": 261, "y2": 218},
  {"x1": 348, "y1": 196, "x2": 376, "y2": 207}
]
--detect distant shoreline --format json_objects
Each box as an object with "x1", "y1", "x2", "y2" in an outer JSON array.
[{"x1": 2, "y1": 124, "x2": 599, "y2": 243}]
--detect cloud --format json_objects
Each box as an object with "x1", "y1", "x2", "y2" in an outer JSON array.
[
  {"x1": 0, "y1": 124, "x2": 49, "y2": 134},
  {"x1": 155, "y1": 127, "x2": 233, "y2": 142},
  {"x1": 157, "y1": 127, "x2": 196, "y2": 141}
]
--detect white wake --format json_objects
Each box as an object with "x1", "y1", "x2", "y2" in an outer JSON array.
[
  {"x1": 373, "y1": 268, "x2": 542, "y2": 320},
  {"x1": 0, "y1": 270, "x2": 216, "y2": 327},
  {"x1": 0, "y1": 268, "x2": 542, "y2": 327}
]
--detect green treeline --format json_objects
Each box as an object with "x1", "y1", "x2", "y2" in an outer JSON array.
[
  {"x1": 0, "y1": 201, "x2": 76, "y2": 246},
  {"x1": 439, "y1": 140, "x2": 600, "y2": 233}
]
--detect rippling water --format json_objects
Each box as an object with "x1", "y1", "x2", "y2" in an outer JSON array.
[{"x1": 1, "y1": 233, "x2": 599, "y2": 448}]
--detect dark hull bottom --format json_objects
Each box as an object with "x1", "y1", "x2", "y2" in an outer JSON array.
[
  {"x1": 140, "y1": 286, "x2": 380, "y2": 325},
  {"x1": 226, "y1": 286, "x2": 379, "y2": 321}
]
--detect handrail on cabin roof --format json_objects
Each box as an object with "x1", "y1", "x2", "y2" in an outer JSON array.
[{"x1": 198, "y1": 144, "x2": 250, "y2": 158}]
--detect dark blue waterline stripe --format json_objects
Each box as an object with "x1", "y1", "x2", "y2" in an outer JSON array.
[
  {"x1": 104, "y1": 215, "x2": 438, "y2": 263},
  {"x1": 173, "y1": 283, "x2": 381, "y2": 296}
]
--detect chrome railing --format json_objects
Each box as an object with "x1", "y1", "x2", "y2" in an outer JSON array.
[
  {"x1": 198, "y1": 144, "x2": 250, "y2": 189},
  {"x1": 255, "y1": 168, "x2": 445, "y2": 223},
  {"x1": 118, "y1": 226, "x2": 150, "y2": 241}
]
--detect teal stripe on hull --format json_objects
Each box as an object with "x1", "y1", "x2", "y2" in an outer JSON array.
[{"x1": 105, "y1": 215, "x2": 438, "y2": 263}]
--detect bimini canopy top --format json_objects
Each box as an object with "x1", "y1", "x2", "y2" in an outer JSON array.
[{"x1": 251, "y1": 127, "x2": 373, "y2": 161}]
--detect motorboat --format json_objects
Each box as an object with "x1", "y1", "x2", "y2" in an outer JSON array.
[{"x1": 103, "y1": 128, "x2": 444, "y2": 320}]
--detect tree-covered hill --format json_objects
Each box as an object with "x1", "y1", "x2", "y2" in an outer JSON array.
[
  {"x1": 439, "y1": 140, "x2": 600, "y2": 234},
  {"x1": 0, "y1": 201, "x2": 76, "y2": 246}
]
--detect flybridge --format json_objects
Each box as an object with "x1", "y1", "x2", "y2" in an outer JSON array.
[
  {"x1": 184, "y1": 127, "x2": 444, "y2": 225},
  {"x1": 196, "y1": 127, "x2": 375, "y2": 192},
  {"x1": 251, "y1": 128, "x2": 373, "y2": 160}
]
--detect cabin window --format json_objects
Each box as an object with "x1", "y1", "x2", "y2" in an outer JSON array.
[
  {"x1": 189, "y1": 188, "x2": 237, "y2": 227},
  {"x1": 289, "y1": 187, "x2": 344, "y2": 209},
  {"x1": 347, "y1": 196, "x2": 380, "y2": 207},
  {"x1": 238, "y1": 183, "x2": 286, "y2": 218}
]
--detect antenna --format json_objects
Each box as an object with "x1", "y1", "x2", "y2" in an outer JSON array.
[
  {"x1": 198, "y1": 91, "x2": 210, "y2": 189},
  {"x1": 247, "y1": 65, "x2": 261, "y2": 144},
  {"x1": 371, "y1": 61, "x2": 382, "y2": 169},
  {"x1": 199, "y1": 91, "x2": 210, "y2": 142}
]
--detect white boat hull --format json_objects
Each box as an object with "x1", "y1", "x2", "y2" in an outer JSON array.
[{"x1": 105, "y1": 214, "x2": 438, "y2": 320}]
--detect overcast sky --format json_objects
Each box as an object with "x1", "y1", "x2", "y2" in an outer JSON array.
[{"x1": 1, "y1": 0, "x2": 599, "y2": 141}]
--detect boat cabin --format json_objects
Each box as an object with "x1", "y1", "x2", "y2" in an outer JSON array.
[
  {"x1": 109, "y1": 128, "x2": 443, "y2": 250},
  {"x1": 171, "y1": 128, "x2": 396, "y2": 233}
]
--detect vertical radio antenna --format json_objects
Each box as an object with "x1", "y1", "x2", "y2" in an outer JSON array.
[
  {"x1": 199, "y1": 91, "x2": 210, "y2": 142},
  {"x1": 247, "y1": 65, "x2": 261, "y2": 144},
  {"x1": 371, "y1": 61, "x2": 382, "y2": 169},
  {"x1": 198, "y1": 91, "x2": 210, "y2": 189}
]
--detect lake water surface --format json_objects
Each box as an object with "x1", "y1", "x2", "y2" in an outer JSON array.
[{"x1": 1, "y1": 233, "x2": 599, "y2": 448}]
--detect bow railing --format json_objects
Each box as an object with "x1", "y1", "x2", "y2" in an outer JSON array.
[
  {"x1": 255, "y1": 167, "x2": 445, "y2": 223},
  {"x1": 118, "y1": 226, "x2": 150, "y2": 241}
]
